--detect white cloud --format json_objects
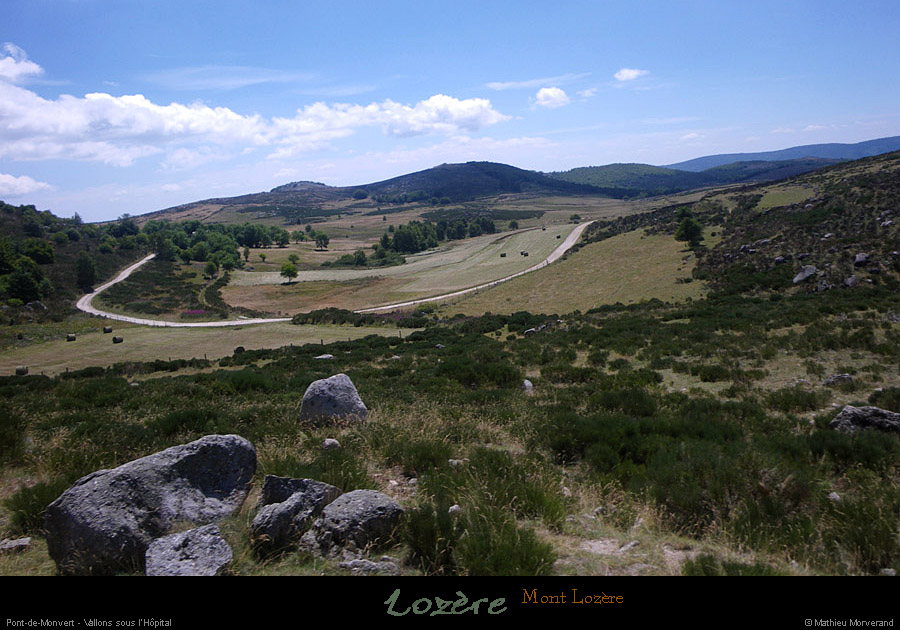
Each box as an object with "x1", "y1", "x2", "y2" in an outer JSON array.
[
  {"x1": 486, "y1": 73, "x2": 590, "y2": 91},
  {"x1": 534, "y1": 87, "x2": 570, "y2": 109},
  {"x1": 577, "y1": 88, "x2": 599, "y2": 99},
  {"x1": 614, "y1": 68, "x2": 649, "y2": 82},
  {"x1": 267, "y1": 94, "x2": 510, "y2": 159},
  {"x1": 0, "y1": 43, "x2": 43, "y2": 83},
  {"x1": 0, "y1": 48, "x2": 509, "y2": 167},
  {"x1": 0, "y1": 172, "x2": 52, "y2": 196},
  {"x1": 680, "y1": 132, "x2": 703, "y2": 141}
]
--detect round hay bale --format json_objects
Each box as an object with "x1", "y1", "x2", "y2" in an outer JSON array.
[
  {"x1": 66, "y1": 334, "x2": 76, "y2": 342},
  {"x1": 15, "y1": 366, "x2": 28, "y2": 376},
  {"x1": 112, "y1": 336, "x2": 124, "y2": 344},
  {"x1": 103, "y1": 326, "x2": 113, "y2": 333},
  {"x1": 233, "y1": 346, "x2": 245, "y2": 355}
]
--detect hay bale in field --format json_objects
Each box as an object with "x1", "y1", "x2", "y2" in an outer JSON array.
[
  {"x1": 66, "y1": 334, "x2": 76, "y2": 342},
  {"x1": 103, "y1": 326, "x2": 113, "y2": 333},
  {"x1": 15, "y1": 366, "x2": 28, "y2": 376},
  {"x1": 112, "y1": 336, "x2": 124, "y2": 344}
]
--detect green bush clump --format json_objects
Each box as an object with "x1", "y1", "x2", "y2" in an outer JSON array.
[
  {"x1": 819, "y1": 475, "x2": 900, "y2": 574},
  {"x1": 3, "y1": 478, "x2": 71, "y2": 535},
  {"x1": 683, "y1": 554, "x2": 783, "y2": 576},
  {"x1": 0, "y1": 402, "x2": 25, "y2": 463},
  {"x1": 436, "y1": 352, "x2": 520, "y2": 388},
  {"x1": 259, "y1": 448, "x2": 376, "y2": 493},
  {"x1": 767, "y1": 386, "x2": 831, "y2": 413},
  {"x1": 54, "y1": 375, "x2": 131, "y2": 409},
  {"x1": 147, "y1": 407, "x2": 232, "y2": 437},
  {"x1": 384, "y1": 438, "x2": 453, "y2": 476},
  {"x1": 209, "y1": 369, "x2": 277, "y2": 393},
  {"x1": 807, "y1": 430, "x2": 900, "y2": 473},
  {"x1": 588, "y1": 387, "x2": 657, "y2": 417},
  {"x1": 453, "y1": 501, "x2": 556, "y2": 576},
  {"x1": 403, "y1": 500, "x2": 459, "y2": 575},
  {"x1": 869, "y1": 387, "x2": 900, "y2": 412}
]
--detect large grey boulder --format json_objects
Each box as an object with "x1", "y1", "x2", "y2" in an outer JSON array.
[
  {"x1": 823, "y1": 374, "x2": 854, "y2": 388},
  {"x1": 299, "y1": 373, "x2": 367, "y2": 423},
  {"x1": 793, "y1": 265, "x2": 818, "y2": 284},
  {"x1": 145, "y1": 524, "x2": 232, "y2": 576},
  {"x1": 829, "y1": 405, "x2": 900, "y2": 434},
  {"x1": 251, "y1": 476, "x2": 341, "y2": 552},
  {"x1": 44, "y1": 434, "x2": 256, "y2": 575},
  {"x1": 299, "y1": 489, "x2": 403, "y2": 557}
]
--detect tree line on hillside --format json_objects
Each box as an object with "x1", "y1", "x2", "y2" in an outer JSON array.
[
  {"x1": 0, "y1": 202, "x2": 141, "y2": 316},
  {"x1": 380, "y1": 217, "x2": 496, "y2": 255},
  {"x1": 0, "y1": 201, "x2": 314, "y2": 322}
]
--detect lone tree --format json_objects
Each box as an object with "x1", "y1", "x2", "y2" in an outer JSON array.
[
  {"x1": 315, "y1": 233, "x2": 330, "y2": 250},
  {"x1": 75, "y1": 252, "x2": 96, "y2": 291},
  {"x1": 280, "y1": 262, "x2": 298, "y2": 284},
  {"x1": 675, "y1": 216, "x2": 704, "y2": 248}
]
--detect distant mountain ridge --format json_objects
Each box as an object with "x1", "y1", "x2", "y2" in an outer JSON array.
[
  {"x1": 145, "y1": 161, "x2": 630, "y2": 225},
  {"x1": 666, "y1": 136, "x2": 900, "y2": 172},
  {"x1": 547, "y1": 157, "x2": 840, "y2": 196},
  {"x1": 143, "y1": 136, "x2": 900, "y2": 224}
]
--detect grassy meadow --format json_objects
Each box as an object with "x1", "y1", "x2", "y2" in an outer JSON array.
[
  {"x1": 446, "y1": 229, "x2": 707, "y2": 315},
  {"x1": 2, "y1": 156, "x2": 900, "y2": 578}
]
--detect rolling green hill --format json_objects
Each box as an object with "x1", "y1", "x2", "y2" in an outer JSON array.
[{"x1": 148, "y1": 161, "x2": 628, "y2": 226}]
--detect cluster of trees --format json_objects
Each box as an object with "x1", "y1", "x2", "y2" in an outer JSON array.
[
  {"x1": 378, "y1": 216, "x2": 497, "y2": 256},
  {"x1": 143, "y1": 220, "x2": 299, "y2": 271},
  {"x1": 1, "y1": 203, "x2": 94, "y2": 304},
  {"x1": 290, "y1": 224, "x2": 329, "y2": 250}
]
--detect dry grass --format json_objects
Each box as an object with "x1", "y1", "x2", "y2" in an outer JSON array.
[
  {"x1": 446, "y1": 229, "x2": 707, "y2": 316},
  {"x1": 0, "y1": 322, "x2": 417, "y2": 377},
  {"x1": 222, "y1": 277, "x2": 408, "y2": 313},
  {"x1": 225, "y1": 224, "x2": 582, "y2": 311}
]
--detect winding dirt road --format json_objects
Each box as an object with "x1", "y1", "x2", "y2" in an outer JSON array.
[{"x1": 76, "y1": 221, "x2": 594, "y2": 326}]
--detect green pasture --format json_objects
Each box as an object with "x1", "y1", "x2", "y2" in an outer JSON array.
[{"x1": 0, "y1": 322, "x2": 416, "y2": 376}]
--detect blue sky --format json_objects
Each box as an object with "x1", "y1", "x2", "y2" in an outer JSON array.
[{"x1": 2, "y1": 0, "x2": 899, "y2": 221}]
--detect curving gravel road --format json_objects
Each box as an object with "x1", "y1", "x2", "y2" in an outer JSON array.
[
  {"x1": 76, "y1": 221, "x2": 595, "y2": 326},
  {"x1": 75, "y1": 253, "x2": 291, "y2": 327}
]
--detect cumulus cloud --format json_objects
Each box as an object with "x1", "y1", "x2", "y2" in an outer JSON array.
[
  {"x1": 534, "y1": 87, "x2": 570, "y2": 109},
  {"x1": 0, "y1": 45, "x2": 510, "y2": 167},
  {"x1": 614, "y1": 68, "x2": 649, "y2": 82},
  {"x1": 268, "y1": 95, "x2": 510, "y2": 159},
  {"x1": 0, "y1": 43, "x2": 43, "y2": 83},
  {"x1": 0, "y1": 172, "x2": 52, "y2": 196}
]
